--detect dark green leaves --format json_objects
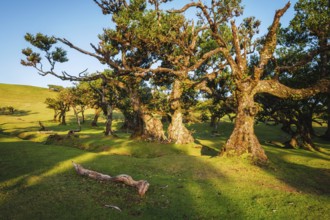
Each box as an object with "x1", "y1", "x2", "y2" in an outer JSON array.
[
  {"x1": 21, "y1": 48, "x2": 41, "y2": 66},
  {"x1": 22, "y1": 33, "x2": 68, "y2": 69},
  {"x1": 52, "y1": 47, "x2": 68, "y2": 63},
  {"x1": 24, "y1": 33, "x2": 57, "y2": 51}
]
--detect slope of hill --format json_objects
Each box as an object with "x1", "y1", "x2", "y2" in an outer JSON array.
[
  {"x1": 0, "y1": 83, "x2": 56, "y2": 134},
  {"x1": 0, "y1": 83, "x2": 55, "y2": 109}
]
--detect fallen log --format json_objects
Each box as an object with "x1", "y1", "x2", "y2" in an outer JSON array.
[{"x1": 72, "y1": 162, "x2": 149, "y2": 197}]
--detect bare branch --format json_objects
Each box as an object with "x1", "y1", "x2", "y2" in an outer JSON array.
[
  {"x1": 167, "y1": 2, "x2": 200, "y2": 13},
  {"x1": 191, "y1": 71, "x2": 219, "y2": 94},
  {"x1": 57, "y1": 38, "x2": 103, "y2": 60},
  {"x1": 255, "y1": 2, "x2": 291, "y2": 79},
  {"x1": 230, "y1": 20, "x2": 245, "y2": 76},
  {"x1": 188, "y1": 47, "x2": 223, "y2": 72}
]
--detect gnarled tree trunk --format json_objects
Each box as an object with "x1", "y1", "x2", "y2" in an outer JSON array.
[
  {"x1": 104, "y1": 104, "x2": 114, "y2": 136},
  {"x1": 91, "y1": 108, "x2": 102, "y2": 127},
  {"x1": 81, "y1": 108, "x2": 85, "y2": 124},
  {"x1": 168, "y1": 79, "x2": 194, "y2": 144},
  {"x1": 141, "y1": 112, "x2": 166, "y2": 141},
  {"x1": 130, "y1": 88, "x2": 166, "y2": 141},
  {"x1": 53, "y1": 110, "x2": 60, "y2": 122},
  {"x1": 221, "y1": 93, "x2": 268, "y2": 164},
  {"x1": 285, "y1": 132, "x2": 299, "y2": 149},
  {"x1": 168, "y1": 111, "x2": 194, "y2": 144},
  {"x1": 59, "y1": 110, "x2": 67, "y2": 125},
  {"x1": 323, "y1": 97, "x2": 330, "y2": 140},
  {"x1": 299, "y1": 125, "x2": 319, "y2": 151}
]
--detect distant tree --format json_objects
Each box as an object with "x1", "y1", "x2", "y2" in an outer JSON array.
[
  {"x1": 72, "y1": 83, "x2": 91, "y2": 124},
  {"x1": 88, "y1": 72, "x2": 120, "y2": 136},
  {"x1": 44, "y1": 97, "x2": 60, "y2": 122},
  {"x1": 44, "y1": 91, "x2": 70, "y2": 125}
]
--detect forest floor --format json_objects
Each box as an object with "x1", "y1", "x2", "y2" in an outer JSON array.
[{"x1": 0, "y1": 83, "x2": 329, "y2": 219}]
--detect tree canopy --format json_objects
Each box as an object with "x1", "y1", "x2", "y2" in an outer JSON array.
[{"x1": 22, "y1": 0, "x2": 330, "y2": 164}]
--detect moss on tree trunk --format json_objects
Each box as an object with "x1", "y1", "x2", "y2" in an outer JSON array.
[
  {"x1": 221, "y1": 94, "x2": 268, "y2": 164},
  {"x1": 168, "y1": 111, "x2": 194, "y2": 144},
  {"x1": 130, "y1": 88, "x2": 166, "y2": 141},
  {"x1": 167, "y1": 79, "x2": 194, "y2": 144}
]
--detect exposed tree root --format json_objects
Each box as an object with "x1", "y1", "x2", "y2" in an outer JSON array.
[
  {"x1": 67, "y1": 126, "x2": 81, "y2": 136},
  {"x1": 38, "y1": 121, "x2": 47, "y2": 131},
  {"x1": 72, "y1": 162, "x2": 149, "y2": 197}
]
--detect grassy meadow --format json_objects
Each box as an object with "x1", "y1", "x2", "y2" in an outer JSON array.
[{"x1": 0, "y1": 83, "x2": 329, "y2": 219}]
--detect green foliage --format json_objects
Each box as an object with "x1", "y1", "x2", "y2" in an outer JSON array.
[
  {"x1": 21, "y1": 33, "x2": 68, "y2": 68},
  {"x1": 200, "y1": 111, "x2": 209, "y2": 122},
  {"x1": 24, "y1": 33, "x2": 57, "y2": 51},
  {"x1": 291, "y1": 0, "x2": 329, "y2": 37},
  {"x1": 21, "y1": 47, "x2": 41, "y2": 66}
]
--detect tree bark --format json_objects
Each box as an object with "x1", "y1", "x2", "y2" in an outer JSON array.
[
  {"x1": 210, "y1": 114, "x2": 217, "y2": 128},
  {"x1": 81, "y1": 109, "x2": 85, "y2": 124},
  {"x1": 104, "y1": 104, "x2": 114, "y2": 136},
  {"x1": 59, "y1": 110, "x2": 66, "y2": 125},
  {"x1": 120, "y1": 110, "x2": 137, "y2": 132},
  {"x1": 323, "y1": 96, "x2": 330, "y2": 140},
  {"x1": 72, "y1": 107, "x2": 81, "y2": 127},
  {"x1": 221, "y1": 93, "x2": 268, "y2": 164},
  {"x1": 53, "y1": 110, "x2": 60, "y2": 122},
  {"x1": 130, "y1": 88, "x2": 166, "y2": 141},
  {"x1": 300, "y1": 126, "x2": 319, "y2": 151},
  {"x1": 284, "y1": 132, "x2": 299, "y2": 149},
  {"x1": 168, "y1": 79, "x2": 194, "y2": 144},
  {"x1": 72, "y1": 162, "x2": 149, "y2": 197},
  {"x1": 141, "y1": 112, "x2": 167, "y2": 141},
  {"x1": 168, "y1": 111, "x2": 194, "y2": 144},
  {"x1": 91, "y1": 108, "x2": 101, "y2": 127}
]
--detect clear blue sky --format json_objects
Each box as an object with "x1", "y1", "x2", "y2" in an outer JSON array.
[{"x1": 0, "y1": 0, "x2": 296, "y2": 88}]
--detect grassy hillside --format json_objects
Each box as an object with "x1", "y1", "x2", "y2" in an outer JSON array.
[
  {"x1": 0, "y1": 83, "x2": 55, "y2": 110},
  {"x1": 0, "y1": 83, "x2": 56, "y2": 134},
  {"x1": 0, "y1": 83, "x2": 329, "y2": 219}
]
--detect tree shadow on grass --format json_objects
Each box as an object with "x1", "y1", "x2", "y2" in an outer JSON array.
[
  {"x1": 0, "y1": 135, "x2": 245, "y2": 219},
  {"x1": 0, "y1": 135, "x2": 86, "y2": 183},
  {"x1": 0, "y1": 110, "x2": 35, "y2": 117},
  {"x1": 265, "y1": 148, "x2": 330, "y2": 195},
  {"x1": 195, "y1": 139, "x2": 220, "y2": 157}
]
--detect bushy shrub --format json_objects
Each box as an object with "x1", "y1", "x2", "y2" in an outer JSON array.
[{"x1": 0, "y1": 106, "x2": 15, "y2": 115}]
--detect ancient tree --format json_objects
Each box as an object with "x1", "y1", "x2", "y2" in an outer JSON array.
[
  {"x1": 173, "y1": 0, "x2": 330, "y2": 163},
  {"x1": 21, "y1": 1, "x2": 168, "y2": 141}
]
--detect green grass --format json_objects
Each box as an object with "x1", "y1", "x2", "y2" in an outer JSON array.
[{"x1": 0, "y1": 83, "x2": 330, "y2": 219}]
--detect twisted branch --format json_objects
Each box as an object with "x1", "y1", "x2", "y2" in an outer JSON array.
[{"x1": 72, "y1": 162, "x2": 149, "y2": 197}]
